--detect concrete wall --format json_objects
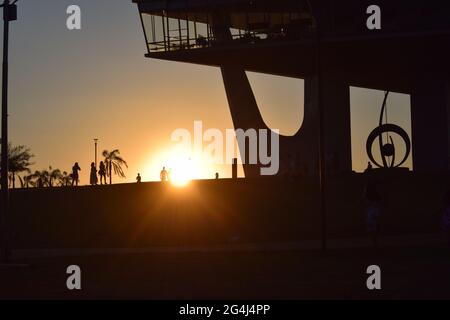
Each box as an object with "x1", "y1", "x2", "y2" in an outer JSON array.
[{"x1": 8, "y1": 173, "x2": 446, "y2": 249}]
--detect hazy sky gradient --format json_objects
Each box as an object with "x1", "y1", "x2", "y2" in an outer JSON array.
[{"x1": 1, "y1": 0, "x2": 412, "y2": 184}]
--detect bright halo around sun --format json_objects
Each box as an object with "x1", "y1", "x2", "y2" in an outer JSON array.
[
  {"x1": 145, "y1": 145, "x2": 218, "y2": 187},
  {"x1": 169, "y1": 157, "x2": 195, "y2": 187},
  {"x1": 165, "y1": 146, "x2": 208, "y2": 187}
]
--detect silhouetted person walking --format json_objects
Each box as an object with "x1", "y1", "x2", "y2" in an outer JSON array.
[
  {"x1": 364, "y1": 182, "x2": 382, "y2": 248},
  {"x1": 99, "y1": 161, "x2": 106, "y2": 185},
  {"x1": 90, "y1": 162, "x2": 97, "y2": 186},
  {"x1": 160, "y1": 167, "x2": 168, "y2": 182},
  {"x1": 72, "y1": 162, "x2": 81, "y2": 186},
  {"x1": 136, "y1": 173, "x2": 142, "y2": 183}
]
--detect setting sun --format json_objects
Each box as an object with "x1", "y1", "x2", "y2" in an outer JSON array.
[
  {"x1": 142, "y1": 145, "x2": 222, "y2": 186},
  {"x1": 168, "y1": 157, "x2": 195, "y2": 187}
]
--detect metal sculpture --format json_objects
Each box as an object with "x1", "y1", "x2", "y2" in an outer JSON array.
[{"x1": 366, "y1": 91, "x2": 411, "y2": 168}]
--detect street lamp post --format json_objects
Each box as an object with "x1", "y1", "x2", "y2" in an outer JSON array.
[
  {"x1": 94, "y1": 138, "x2": 98, "y2": 168},
  {"x1": 0, "y1": 0, "x2": 17, "y2": 261}
]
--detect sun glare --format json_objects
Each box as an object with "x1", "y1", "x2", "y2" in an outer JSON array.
[
  {"x1": 143, "y1": 145, "x2": 226, "y2": 186},
  {"x1": 158, "y1": 147, "x2": 208, "y2": 187},
  {"x1": 169, "y1": 157, "x2": 194, "y2": 187}
]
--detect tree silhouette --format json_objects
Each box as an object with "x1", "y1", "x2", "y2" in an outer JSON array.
[
  {"x1": 31, "y1": 169, "x2": 49, "y2": 188},
  {"x1": 102, "y1": 149, "x2": 128, "y2": 184},
  {"x1": 5, "y1": 143, "x2": 34, "y2": 189},
  {"x1": 30, "y1": 167, "x2": 65, "y2": 188},
  {"x1": 58, "y1": 171, "x2": 72, "y2": 187},
  {"x1": 48, "y1": 166, "x2": 63, "y2": 187},
  {"x1": 21, "y1": 174, "x2": 35, "y2": 188}
]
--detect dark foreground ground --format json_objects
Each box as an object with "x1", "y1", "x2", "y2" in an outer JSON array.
[
  {"x1": 10, "y1": 174, "x2": 448, "y2": 249},
  {"x1": 1, "y1": 240, "x2": 449, "y2": 300}
]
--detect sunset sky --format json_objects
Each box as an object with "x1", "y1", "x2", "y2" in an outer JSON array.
[{"x1": 2, "y1": 0, "x2": 412, "y2": 184}]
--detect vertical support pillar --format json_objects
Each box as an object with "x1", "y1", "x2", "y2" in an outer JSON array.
[
  {"x1": 411, "y1": 78, "x2": 450, "y2": 172},
  {"x1": 304, "y1": 74, "x2": 352, "y2": 174}
]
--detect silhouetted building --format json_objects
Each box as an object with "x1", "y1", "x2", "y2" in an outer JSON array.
[{"x1": 134, "y1": 0, "x2": 450, "y2": 176}]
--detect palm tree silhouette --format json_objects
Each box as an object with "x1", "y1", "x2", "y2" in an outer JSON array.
[
  {"x1": 22, "y1": 174, "x2": 35, "y2": 188},
  {"x1": 48, "y1": 166, "x2": 63, "y2": 187},
  {"x1": 6, "y1": 143, "x2": 34, "y2": 189},
  {"x1": 58, "y1": 171, "x2": 72, "y2": 187},
  {"x1": 27, "y1": 167, "x2": 64, "y2": 188},
  {"x1": 30, "y1": 171, "x2": 42, "y2": 187},
  {"x1": 31, "y1": 169, "x2": 50, "y2": 188},
  {"x1": 102, "y1": 149, "x2": 128, "y2": 184}
]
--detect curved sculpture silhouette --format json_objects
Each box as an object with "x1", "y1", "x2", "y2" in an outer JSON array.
[{"x1": 366, "y1": 91, "x2": 411, "y2": 168}]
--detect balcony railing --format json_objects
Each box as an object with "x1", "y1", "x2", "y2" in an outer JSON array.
[{"x1": 139, "y1": 11, "x2": 314, "y2": 53}]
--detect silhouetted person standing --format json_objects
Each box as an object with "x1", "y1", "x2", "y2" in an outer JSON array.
[
  {"x1": 72, "y1": 162, "x2": 81, "y2": 186},
  {"x1": 365, "y1": 161, "x2": 373, "y2": 173},
  {"x1": 90, "y1": 162, "x2": 97, "y2": 186},
  {"x1": 215, "y1": 172, "x2": 219, "y2": 179},
  {"x1": 136, "y1": 173, "x2": 142, "y2": 183},
  {"x1": 160, "y1": 167, "x2": 168, "y2": 182},
  {"x1": 98, "y1": 161, "x2": 107, "y2": 185}
]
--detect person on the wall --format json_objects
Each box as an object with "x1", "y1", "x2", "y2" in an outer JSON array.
[
  {"x1": 160, "y1": 167, "x2": 168, "y2": 182},
  {"x1": 71, "y1": 162, "x2": 81, "y2": 186},
  {"x1": 89, "y1": 162, "x2": 97, "y2": 186}
]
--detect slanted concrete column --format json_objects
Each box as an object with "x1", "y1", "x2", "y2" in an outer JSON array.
[
  {"x1": 220, "y1": 69, "x2": 352, "y2": 178},
  {"x1": 220, "y1": 66, "x2": 268, "y2": 178},
  {"x1": 214, "y1": 11, "x2": 352, "y2": 177},
  {"x1": 213, "y1": 12, "x2": 268, "y2": 178},
  {"x1": 411, "y1": 78, "x2": 450, "y2": 172}
]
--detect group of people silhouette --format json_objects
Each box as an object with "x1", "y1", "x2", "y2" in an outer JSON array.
[
  {"x1": 70, "y1": 161, "x2": 108, "y2": 186},
  {"x1": 70, "y1": 162, "x2": 174, "y2": 185},
  {"x1": 70, "y1": 161, "x2": 176, "y2": 186},
  {"x1": 90, "y1": 161, "x2": 108, "y2": 185}
]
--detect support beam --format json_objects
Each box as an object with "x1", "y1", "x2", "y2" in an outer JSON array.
[
  {"x1": 220, "y1": 68, "x2": 352, "y2": 178},
  {"x1": 411, "y1": 78, "x2": 450, "y2": 172},
  {"x1": 221, "y1": 65, "x2": 268, "y2": 178},
  {"x1": 305, "y1": 74, "x2": 352, "y2": 174},
  {"x1": 214, "y1": 11, "x2": 352, "y2": 178}
]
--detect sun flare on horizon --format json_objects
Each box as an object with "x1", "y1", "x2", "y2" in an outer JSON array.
[
  {"x1": 144, "y1": 146, "x2": 222, "y2": 187},
  {"x1": 169, "y1": 157, "x2": 195, "y2": 187}
]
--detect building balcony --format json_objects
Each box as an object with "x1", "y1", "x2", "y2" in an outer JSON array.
[{"x1": 133, "y1": 0, "x2": 314, "y2": 55}]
